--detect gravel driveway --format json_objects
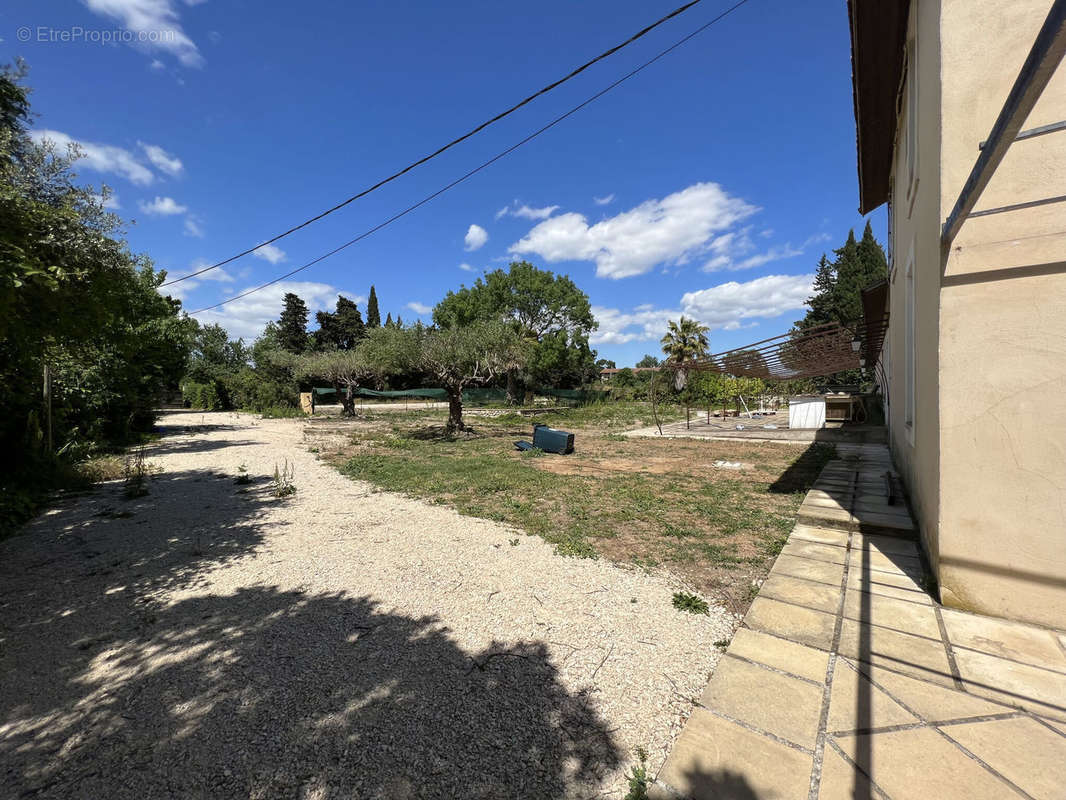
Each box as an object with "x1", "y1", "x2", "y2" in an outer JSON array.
[{"x1": 1, "y1": 411, "x2": 734, "y2": 799}]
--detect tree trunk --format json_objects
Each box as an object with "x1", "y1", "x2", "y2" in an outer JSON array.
[
  {"x1": 506, "y1": 369, "x2": 521, "y2": 406},
  {"x1": 341, "y1": 383, "x2": 356, "y2": 416},
  {"x1": 446, "y1": 389, "x2": 465, "y2": 433}
]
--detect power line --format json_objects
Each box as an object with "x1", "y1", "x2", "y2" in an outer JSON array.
[
  {"x1": 164, "y1": 0, "x2": 709, "y2": 288},
  {"x1": 188, "y1": 0, "x2": 752, "y2": 315}
]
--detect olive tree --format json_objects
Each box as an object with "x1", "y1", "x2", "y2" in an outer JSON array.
[
  {"x1": 293, "y1": 348, "x2": 375, "y2": 416},
  {"x1": 363, "y1": 321, "x2": 526, "y2": 433}
]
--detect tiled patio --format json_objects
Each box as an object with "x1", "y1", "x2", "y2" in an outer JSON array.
[{"x1": 652, "y1": 443, "x2": 1066, "y2": 799}]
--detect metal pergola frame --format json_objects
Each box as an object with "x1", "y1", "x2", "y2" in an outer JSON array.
[
  {"x1": 940, "y1": 0, "x2": 1066, "y2": 269},
  {"x1": 661, "y1": 316, "x2": 890, "y2": 383}
]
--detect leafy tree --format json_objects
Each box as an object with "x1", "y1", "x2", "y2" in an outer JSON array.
[
  {"x1": 433, "y1": 261, "x2": 596, "y2": 401},
  {"x1": 314, "y1": 295, "x2": 365, "y2": 350},
  {"x1": 596, "y1": 358, "x2": 616, "y2": 370},
  {"x1": 635, "y1": 354, "x2": 660, "y2": 368},
  {"x1": 294, "y1": 348, "x2": 375, "y2": 416},
  {"x1": 1, "y1": 62, "x2": 190, "y2": 525},
  {"x1": 363, "y1": 321, "x2": 526, "y2": 433},
  {"x1": 277, "y1": 292, "x2": 309, "y2": 353},
  {"x1": 792, "y1": 222, "x2": 888, "y2": 384},
  {"x1": 798, "y1": 222, "x2": 887, "y2": 330},
  {"x1": 366, "y1": 284, "x2": 381, "y2": 329}
]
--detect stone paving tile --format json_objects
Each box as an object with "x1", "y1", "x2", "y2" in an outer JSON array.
[
  {"x1": 849, "y1": 548, "x2": 925, "y2": 580},
  {"x1": 790, "y1": 524, "x2": 849, "y2": 547},
  {"x1": 655, "y1": 442, "x2": 1066, "y2": 800},
  {"x1": 940, "y1": 608, "x2": 1066, "y2": 673},
  {"x1": 842, "y1": 588, "x2": 943, "y2": 639},
  {"x1": 940, "y1": 716, "x2": 1066, "y2": 800},
  {"x1": 817, "y1": 746, "x2": 875, "y2": 799},
  {"x1": 745, "y1": 596, "x2": 837, "y2": 650},
  {"x1": 651, "y1": 708, "x2": 812, "y2": 800},
  {"x1": 845, "y1": 563, "x2": 926, "y2": 596},
  {"x1": 837, "y1": 617, "x2": 956, "y2": 687},
  {"x1": 772, "y1": 553, "x2": 845, "y2": 586},
  {"x1": 727, "y1": 627, "x2": 829, "y2": 682},
  {"x1": 833, "y1": 727, "x2": 1024, "y2": 799},
  {"x1": 851, "y1": 532, "x2": 922, "y2": 557},
  {"x1": 1043, "y1": 717, "x2": 1066, "y2": 736},
  {"x1": 849, "y1": 660, "x2": 1009, "y2": 721},
  {"x1": 953, "y1": 647, "x2": 1066, "y2": 721},
  {"x1": 804, "y1": 493, "x2": 851, "y2": 511},
  {"x1": 826, "y1": 660, "x2": 919, "y2": 733},
  {"x1": 761, "y1": 572, "x2": 842, "y2": 614},
  {"x1": 857, "y1": 513, "x2": 916, "y2": 536},
  {"x1": 699, "y1": 655, "x2": 824, "y2": 748},
  {"x1": 780, "y1": 539, "x2": 848, "y2": 565}
]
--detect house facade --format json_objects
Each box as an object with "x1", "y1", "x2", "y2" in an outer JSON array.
[{"x1": 849, "y1": 0, "x2": 1066, "y2": 628}]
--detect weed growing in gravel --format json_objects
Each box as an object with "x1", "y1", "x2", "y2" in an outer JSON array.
[
  {"x1": 623, "y1": 746, "x2": 650, "y2": 800},
  {"x1": 713, "y1": 638, "x2": 731, "y2": 649},
  {"x1": 122, "y1": 447, "x2": 151, "y2": 499},
  {"x1": 234, "y1": 463, "x2": 252, "y2": 485},
  {"x1": 509, "y1": 537, "x2": 519, "y2": 546},
  {"x1": 672, "y1": 591, "x2": 709, "y2": 615},
  {"x1": 271, "y1": 460, "x2": 297, "y2": 498},
  {"x1": 556, "y1": 537, "x2": 596, "y2": 559}
]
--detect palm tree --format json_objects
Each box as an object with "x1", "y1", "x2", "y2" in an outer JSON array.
[
  {"x1": 660, "y1": 316, "x2": 710, "y2": 429},
  {"x1": 660, "y1": 316, "x2": 710, "y2": 365}
]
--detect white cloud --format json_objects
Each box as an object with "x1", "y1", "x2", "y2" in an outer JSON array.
[
  {"x1": 138, "y1": 141, "x2": 183, "y2": 176},
  {"x1": 593, "y1": 194, "x2": 615, "y2": 206},
  {"x1": 495, "y1": 202, "x2": 560, "y2": 221},
  {"x1": 702, "y1": 229, "x2": 829, "y2": 272},
  {"x1": 459, "y1": 263, "x2": 476, "y2": 272},
  {"x1": 464, "y1": 224, "x2": 489, "y2": 251},
  {"x1": 149, "y1": 59, "x2": 165, "y2": 71},
  {"x1": 183, "y1": 217, "x2": 204, "y2": 237},
  {"x1": 193, "y1": 281, "x2": 362, "y2": 341},
  {"x1": 510, "y1": 182, "x2": 758, "y2": 279},
  {"x1": 187, "y1": 260, "x2": 234, "y2": 282},
  {"x1": 139, "y1": 195, "x2": 187, "y2": 215},
  {"x1": 589, "y1": 273, "x2": 814, "y2": 345},
  {"x1": 406, "y1": 301, "x2": 432, "y2": 315},
  {"x1": 84, "y1": 0, "x2": 205, "y2": 67},
  {"x1": 30, "y1": 129, "x2": 154, "y2": 185},
  {"x1": 252, "y1": 243, "x2": 286, "y2": 264}
]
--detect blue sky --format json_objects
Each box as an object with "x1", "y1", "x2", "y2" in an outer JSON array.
[{"x1": 4, "y1": 0, "x2": 884, "y2": 365}]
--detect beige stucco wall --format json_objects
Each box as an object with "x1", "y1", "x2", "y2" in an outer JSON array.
[
  {"x1": 886, "y1": 0, "x2": 943, "y2": 579},
  {"x1": 888, "y1": 0, "x2": 1066, "y2": 627}
]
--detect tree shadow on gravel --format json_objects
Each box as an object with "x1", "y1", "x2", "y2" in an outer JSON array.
[{"x1": 1, "y1": 467, "x2": 620, "y2": 797}]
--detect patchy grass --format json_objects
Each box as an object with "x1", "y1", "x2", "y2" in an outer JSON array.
[{"x1": 325, "y1": 403, "x2": 833, "y2": 608}]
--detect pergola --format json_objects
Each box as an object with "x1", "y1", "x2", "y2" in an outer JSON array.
[{"x1": 665, "y1": 286, "x2": 890, "y2": 384}]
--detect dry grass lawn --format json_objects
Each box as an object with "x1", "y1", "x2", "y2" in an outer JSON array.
[{"x1": 317, "y1": 404, "x2": 833, "y2": 610}]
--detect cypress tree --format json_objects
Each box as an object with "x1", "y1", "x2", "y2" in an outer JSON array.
[
  {"x1": 395, "y1": 314, "x2": 404, "y2": 329},
  {"x1": 334, "y1": 296, "x2": 365, "y2": 348},
  {"x1": 366, "y1": 285, "x2": 381, "y2": 328},
  {"x1": 384, "y1": 312, "x2": 393, "y2": 328},
  {"x1": 278, "y1": 292, "x2": 309, "y2": 353}
]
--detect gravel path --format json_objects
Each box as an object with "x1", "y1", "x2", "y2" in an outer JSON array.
[{"x1": 1, "y1": 411, "x2": 734, "y2": 799}]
